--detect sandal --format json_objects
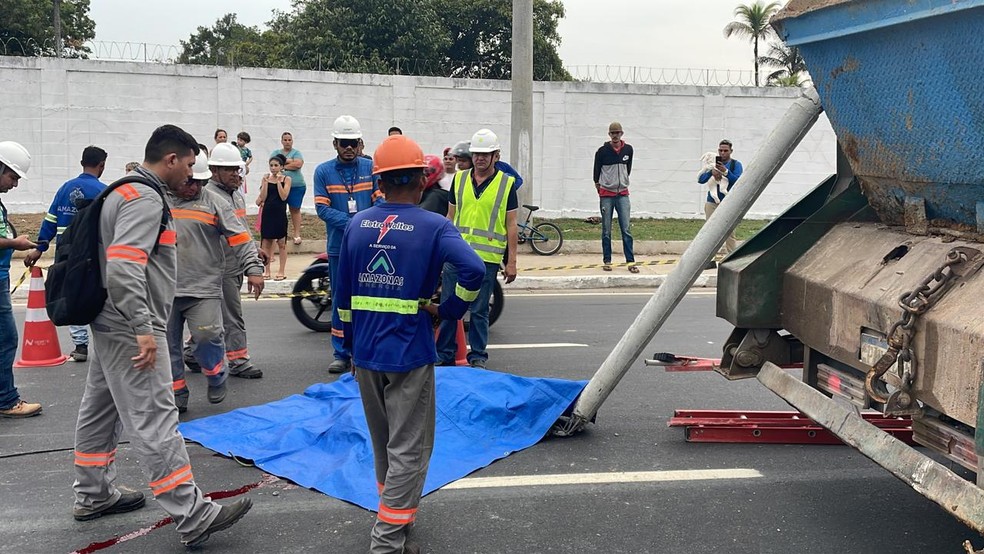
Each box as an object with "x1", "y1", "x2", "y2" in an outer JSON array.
[
  {"x1": 262, "y1": 273, "x2": 271, "y2": 280},
  {"x1": 602, "y1": 264, "x2": 612, "y2": 272},
  {"x1": 274, "y1": 274, "x2": 286, "y2": 281},
  {"x1": 628, "y1": 265, "x2": 640, "y2": 274},
  {"x1": 293, "y1": 236, "x2": 302, "y2": 245}
]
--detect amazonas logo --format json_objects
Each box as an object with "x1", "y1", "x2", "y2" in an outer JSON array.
[
  {"x1": 360, "y1": 249, "x2": 404, "y2": 286},
  {"x1": 367, "y1": 249, "x2": 395, "y2": 274}
]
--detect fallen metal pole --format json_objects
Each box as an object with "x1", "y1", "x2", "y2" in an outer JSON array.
[{"x1": 555, "y1": 88, "x2": 823, "y2": 436}]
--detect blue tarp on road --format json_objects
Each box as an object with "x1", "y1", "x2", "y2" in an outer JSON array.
[{"x1": 179, "y1": 366, "x2": 587, "y2": 510}]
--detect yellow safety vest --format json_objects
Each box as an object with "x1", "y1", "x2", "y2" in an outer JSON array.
[{"x1": 453, "y1": 170, "x2": 514, "y2": 264}]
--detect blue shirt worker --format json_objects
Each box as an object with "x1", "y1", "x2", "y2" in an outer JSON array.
[
  {"x1": 0, "y1": 140, "x2": 42, "y2": 418},
  {"x1": 697, "y1": 139, "x2": 744, "y2": 257},
  {"x1": 335, "y1": 134, "x2": 485, "y2": 554},
  {"x1": 24, "y1": 146, "x2": 109, "y2": 361},
  {"x1": 314, "y1": 115, "x2": 383, "y2": 375},
  {"x1": 436, "y1": 129, "x2": 519, "y2": 369}
]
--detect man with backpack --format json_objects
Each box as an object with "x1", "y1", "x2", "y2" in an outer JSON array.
[
  {"x1": 167, "y1": 151, "x2": 264, "y2": 413},
  {"x1": 0, "y1": 141, "x2": 43, "y2": 419},
  {"x1": 70, "y1": 125, "x2": 252, "y2": 548},
  {"x1": 24, "y1": 146, "x2": 108, "y2": 362}
]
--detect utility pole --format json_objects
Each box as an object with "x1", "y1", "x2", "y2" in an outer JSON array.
[
  {"x1": 53, "y1": 0, "x2": 63, "y2": 57},
  {"x1": 510, "y1": 0, "x2": 534, "y2": 211}
]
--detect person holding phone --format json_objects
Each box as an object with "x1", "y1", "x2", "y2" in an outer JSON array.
[{"x1": 697, "y1": 139, "x2": 743, "y2": 260}]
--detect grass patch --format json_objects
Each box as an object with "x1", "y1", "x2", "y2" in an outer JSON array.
[{"x1": 537, "y1": 218, "x2": 770, "y2": 241}]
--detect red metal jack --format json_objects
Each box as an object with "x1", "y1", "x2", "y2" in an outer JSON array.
[{"x1": 668, "y1": 409, "x2": 915, "y2": 445}]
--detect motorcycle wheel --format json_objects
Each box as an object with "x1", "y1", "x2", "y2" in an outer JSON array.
[
  {"x1": 463, "y1": 278, "x2": 504, "y2": 331},
  {"x1": 291, "y1": 272, "x2": 333, "y2": 332}
]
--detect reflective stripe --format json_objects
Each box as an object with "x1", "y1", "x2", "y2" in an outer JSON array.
[
  {"x1": 172, "y1": 378, "x2": 187, "y2": 390},
  {"x1": 470, "y1": 242, "x2": 506, "y2": 255},
  {"x1": 114, "y1": 184, "x2": 140, "y2": 201},
  {"x1": 453, "y1": 170, "x2": 514, "y2": 263},
  {"x1": 331, "y1": 328, "x2": 345, "y2": 338},
  {"x1": 327, "y1": 182, "x2": 373, "y2": 194},
  {"x1": 455, "y1": 283, "x2": 479, "y2": 302},
  {"x1": 203, "y1": 360, "x2": 223, "y2": 376},
  {"x1": 226, "y1": 348, "x2": 248, "y2": 360},
  {"x1": 314, "y1": 196, "x2": 330, "y2": 206},
  {"x1": 171, "y1": 208, "x2": 217, "y2": 226},
  {"x1": 338, "y1": 308, "x2": 352, "y2": 322},
  {"x1": 377, "y1": 504, "x2": 417, "y2": 525},
  {"x1": 74, "y1": 449, "x2": 116, "y2": 467},
  {"x1": 149, "y1": 465, "x2": 194, "y2": 496},
  {"x1": 106, "y1": 244, "x2": 148, "y2": 265},
  {"x1": 234, "y1": 209, "x2": 247, "y2": 218},
  {"x1": 25, "y1": 307, "x2": 49, "y2": 323},
  {"x1": 227, "y1": 232, "x2": 251, "y2": 246},
  {"x1": 351, "y1": 295, "x2": 422, "y2": 316},
  {"x1": 44, "y1": 213, "x2": 57, "y2": 223},
  {"x1": 469, "y1": 228, "x2": 507, "y2": 241},
  {"x1": 159, "y1": 230, "x2": 177, "y2": 245}
]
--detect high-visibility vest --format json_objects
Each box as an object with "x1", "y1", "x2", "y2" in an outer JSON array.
[{"x1": 453, "y1": 170, "x2": 515, "y2": 264}]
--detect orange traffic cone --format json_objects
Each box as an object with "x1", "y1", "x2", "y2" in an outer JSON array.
[
  {"x1": 14, "y1": 266, "x2": 69, "y2": 368},
  {"x1": 453, "y1": 319, "x2": 468, "y2": 366},
  {"x1": 433, "y1": 319, "x2": 469, "y2": 366}
]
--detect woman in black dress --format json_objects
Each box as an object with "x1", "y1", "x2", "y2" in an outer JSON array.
[{"x1": 256, "y1": 153, "x2": 292, "y2": 280}]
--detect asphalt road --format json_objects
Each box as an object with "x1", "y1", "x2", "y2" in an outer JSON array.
[{"x1": 0, "y1": 291, "x2": 979, "y2": 553}]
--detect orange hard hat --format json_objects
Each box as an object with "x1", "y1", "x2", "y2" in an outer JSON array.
[{"x1": 372, "y1": 135, "x2": 427, "y2": 175}]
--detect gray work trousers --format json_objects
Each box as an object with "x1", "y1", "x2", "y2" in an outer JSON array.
[
  {"x1": 704, "y1": 201, "x2": 738, "y2": 255},
  {"x1": 357, "y1": 364, "x2": 436, "y2": 554},
  {"x1": 221, "y1": 272, "x2": 253, "y2": 371},
  {"x1": 167, "y1": 297, "x2": 227, "y2": 401},
  {"x1": 73, "y1": 324, "x2": 220, "y2": 540}
]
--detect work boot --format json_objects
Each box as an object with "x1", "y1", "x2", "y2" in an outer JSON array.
[
  {"x1": 469, "y1": 358, "x2": 487, "y2": 369},
  {"x1": 327, "y1": 359, "x2": 351, "y2": 374},
  {"x1": 402, "y1": 541, "x2": 422, "y2": 554},
  {"x1": 229, "y1": 364, "x2": 263, "y2": 379},
  {"x1": 70, "y1": 344, "x2": 88, "y2": 362},
  {"x1": 0, "y1": 400, "x2": 42, "y2": 418},
  {"x1": 73, "y1": 490, "x2": 146, "y2": 521},
  {"x1": 207, "y1": 382, "x2": 227, "y2": 404},
  {"x1": 184, "y1": 348, "x2": 201, "y2": 373},
  {"x1": 174, "y1": 388, "x2": 189, "y2": 414},
  {"x1": 182, "y1": 497, "x2": 252, "y2": 548}
]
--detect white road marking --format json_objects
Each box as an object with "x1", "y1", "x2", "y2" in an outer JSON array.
[
  {"x1": 442, "y1": 468, "x2": 763, "y2": 490},
  {"x1": 485, "y1": 343, "x2": 588, "y2": 350},
  {"x1": 507, "y1": 290, "x2": 716, "y2": 297}
]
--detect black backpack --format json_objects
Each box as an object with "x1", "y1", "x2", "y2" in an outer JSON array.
[{"x1": 45, "y1": 175, "x2": 170, "y2": 326}]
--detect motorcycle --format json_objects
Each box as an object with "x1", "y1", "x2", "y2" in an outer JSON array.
[{"x1": 291, "y1": 253, "x2": 504, "y2": 332}]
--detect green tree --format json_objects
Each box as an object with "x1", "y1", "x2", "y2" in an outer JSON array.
[
  {"x1": 0, "y1": 0, "x2": 95, "y2": 57},
  {"x1": 177, "y1": 13, "x2": 284, "y2": 67},
  {"x1": 176, "y1": 0, "x2": 571, "y2": 80},
  {"x1": 723, "y1": 1, "x2": 781, "y2": 86},
  {"x1": 757, "y1": 42, "x2": 807, "y2": 85}
]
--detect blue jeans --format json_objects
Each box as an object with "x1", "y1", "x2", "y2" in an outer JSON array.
[
  {"x1": 328, "y1": 254, "x2": 350, "y2": 362},
  {"x1": 436, "y1": 262, "x2": 499, "y2": 365},
  {"x1": 0, "y1": 276, "x2": 20, "y2": 409},
  {"x1": 600, "y1": 195, "x2": 635, "y2": 264},
  {"x1": 69, "y1": 325, "x2": 89, "y2": 347}
]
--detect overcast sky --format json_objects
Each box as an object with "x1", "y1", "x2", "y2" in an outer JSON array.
[{"x1": 89, "y1": 0, "x2": 783, "y2": 74}]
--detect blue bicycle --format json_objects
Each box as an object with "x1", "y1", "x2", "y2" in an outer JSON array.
[{"x1": 517, "y1": 204, "x2": 563, "y2": 255}]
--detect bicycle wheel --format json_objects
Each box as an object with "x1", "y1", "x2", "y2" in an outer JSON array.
[{"x1": 530, "y1": 222, "x2": 563, "y2": 255}]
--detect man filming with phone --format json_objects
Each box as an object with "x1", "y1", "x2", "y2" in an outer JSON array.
[{"x1": 697, "y1": 139, "x2": 743, "y2": 262}]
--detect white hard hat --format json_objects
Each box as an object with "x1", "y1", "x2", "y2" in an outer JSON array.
[
  {"x1": 192, "y1": 151, "x2": 212, "y2": 180},
  {"x1": 0, "y1": 141, "x2": 32, "y2": 178},
  {"x1": 469, "y1": 129, "x2": 500, "y2": 153},
  {"x1": 208, "y1": 143, "x2": 244, "y2": 168},
  {"x1": 332, "y1": 115, "x2": 363, "y2": 139}
]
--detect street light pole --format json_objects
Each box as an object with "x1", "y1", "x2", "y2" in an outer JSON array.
[{"x1": 511, "y1": 0, "x2": 534, "y2": 211}]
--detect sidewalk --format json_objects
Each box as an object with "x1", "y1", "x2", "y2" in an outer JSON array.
[{"x1": 8, "y1": 240, "x2": 716, "y2": 300}]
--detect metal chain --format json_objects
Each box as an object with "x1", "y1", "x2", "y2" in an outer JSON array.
[{"x1": 864, "y1": 248, "x2": 969, "y2": 405}]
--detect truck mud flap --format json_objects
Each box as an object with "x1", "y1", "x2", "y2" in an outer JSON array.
[{"x1": 757, "y1": 362, "x2": 984, "y2": 534}]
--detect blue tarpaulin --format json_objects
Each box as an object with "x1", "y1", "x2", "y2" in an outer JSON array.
[{"x1": 179, "y1": 366, "x2": 587, "y2": 510}]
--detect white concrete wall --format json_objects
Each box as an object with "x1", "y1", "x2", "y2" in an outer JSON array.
[{"x1": 0, "y1": 56, "x2": 836, "y2": 219}]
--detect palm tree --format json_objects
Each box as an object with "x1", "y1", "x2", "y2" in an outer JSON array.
[
  {"x1": 757, "y1": 42, "x2": 807, "y2": 84},
  {"x1": 724, "y1": 1, "x2": 782, "y2": 86},
  {"x1": 768, "y1": 73, "x2": 807, "y2": 87}
]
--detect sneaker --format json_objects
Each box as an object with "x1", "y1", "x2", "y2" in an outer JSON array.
[
  {"x1": 207, "y1": 382, "x2": 227, "y2": 404},
  {"x1": 73, "y1": 490, "x2": 146, "y2": 521},
  {"x1": 0, "y1": 400, "x2": 42, "y2": 418},
  {"x1": 229, "y1": 365, "x2": 263, "y2": 379},
  {"x1": 183, "y1": 497, "x2": 253, "y2": 548},
  {"x1": 70, "y1": 344, "x2": 88, "y2": 362},
  {"x1": 327, "y1": 359, "x2": 351, "y2": 374},
  {"x1": 469, "y1": 359, "x2": 487, "y2": 369}
]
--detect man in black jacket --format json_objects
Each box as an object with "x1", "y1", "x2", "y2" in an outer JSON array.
[{"x1": 593, "y1": 122, "x2": 638, "y2": 272}]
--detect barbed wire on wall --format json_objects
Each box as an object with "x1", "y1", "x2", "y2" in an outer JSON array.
[
  {"x1": 2, "y1": 39, "x2": 760, "y2": 86},
  {"x1": 566, "y1": 65, "x2": 757, "y2": 87}
]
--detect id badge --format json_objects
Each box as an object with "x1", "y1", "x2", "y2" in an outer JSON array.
[{"x1": 347, "y1": 198, "x2": 357, "y2": 214}]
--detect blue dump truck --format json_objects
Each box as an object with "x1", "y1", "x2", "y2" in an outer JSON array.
[{"x1": 713, "y1": 0, "x2": 984, "y2": 538}]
